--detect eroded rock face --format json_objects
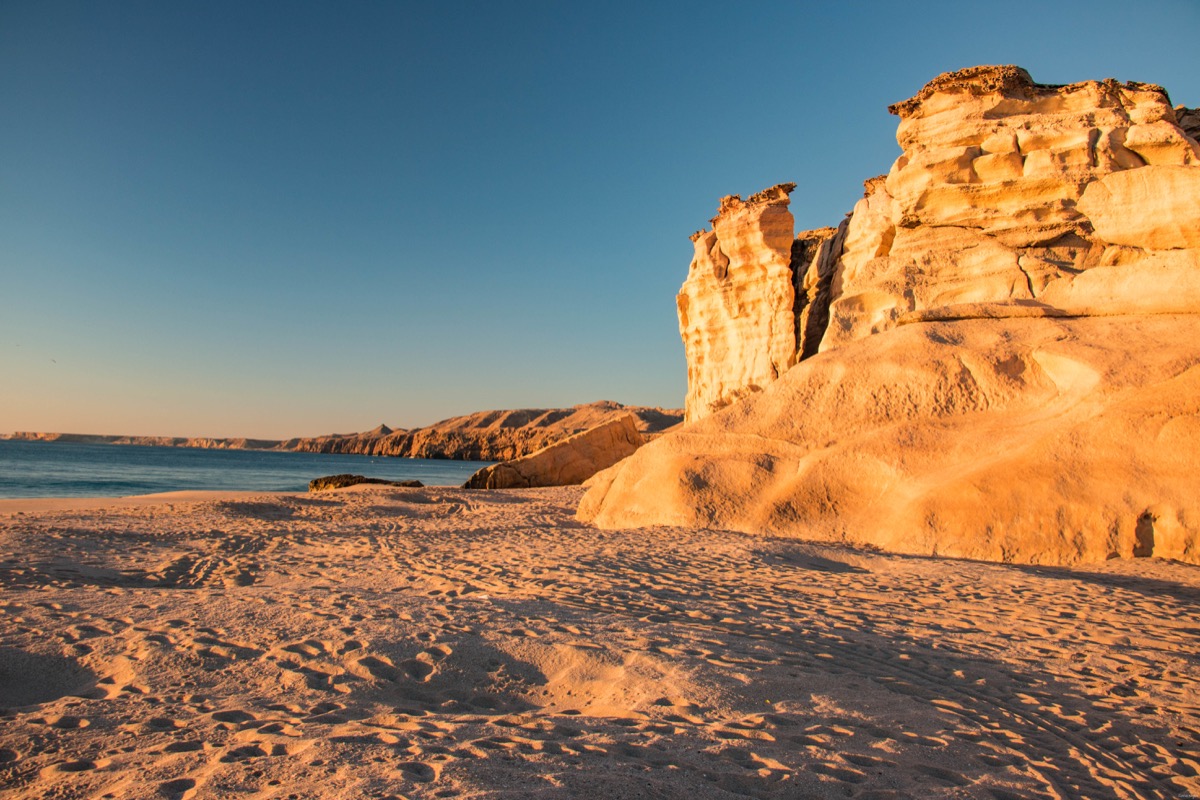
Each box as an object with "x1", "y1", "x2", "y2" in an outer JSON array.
[
  {"x1": 464, "y1": 415, "x2": 643, "y2": 490},
  {"x1": 823, "y1": 65, "x2": 1200, "y2": 351},
  {"x1": 678, "y1": 184, "x2": 801, "y2": 422},
  {"x1": 584, "y1": 66, "x2": 1200, "y2": 566}
]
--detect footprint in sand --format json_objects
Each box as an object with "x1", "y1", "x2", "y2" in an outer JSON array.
[
  {"x1": 398, "y1": 760, "x2": 441, "y2": 782},
  {"x1": 211, "y1": 709, "x2": 257, "y2": 725},
  {"x1": 36, "y1": 713, "x2": 90, "y2": 730},
  {"x1": 912, "y1": 763, "x2": 971, "y2": 786},
  {"x1": 219, "y1": 744, "x2": 268, "y2": 762},
  {"x1": 46, "y1": 757, "x2": 111, "y2": 773},
  {"x1": 283, "y1": 639, "x2": 327, "y2": 658},
  {"x1": 337, "y1": 639, "x2": 364, "y2": 655},
  {"x1": 399, "y1": 644, "x2": 452, "y2": 682},
  {"x1": 159, "y1": 777, "x2": 197, "y2": 799},
  {"x1": 143, "y1": 716, "x2": 184, "y2": 731},
  {"x1": 304, "y1": 701, "x2": 356, "y2": 724},
  {"x1": 352, "y1": 655, "x2": 402, "y2": 682},
  {"x1": 401, "y1": 656, "x2": 436, "y2": 681},
  {"x1": 844, "y1": 752, "x2": 898, "y2": 769}
]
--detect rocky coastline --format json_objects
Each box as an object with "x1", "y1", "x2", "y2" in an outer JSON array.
[{"x1": 5, "y1": 401, "x2": 681, "y2": 463}]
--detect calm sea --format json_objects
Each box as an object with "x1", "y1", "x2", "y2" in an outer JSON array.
[{"x1": 0, "y1": 440, "x2": 493, "y2": 499}]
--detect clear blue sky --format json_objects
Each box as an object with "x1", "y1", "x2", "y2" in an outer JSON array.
[{"x1": 2, "y1": 1, "x2": 1197, "y2": 437}]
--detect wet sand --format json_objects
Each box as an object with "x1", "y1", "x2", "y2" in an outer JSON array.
[{"x1": 0, "y1": 485, "x2": 1197, "y2": 799}]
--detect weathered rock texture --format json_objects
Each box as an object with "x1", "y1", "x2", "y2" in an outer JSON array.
[
  {"x1": 791, "y1": 223, "x2": 848, "y2": 361},
  {"x1": 7, "y1": 402, "x2": 682, "y2": 463},
  {"x1": 679, "y1": 184, "x2": 802, "y2": 421},
  {"x1": 583, "y1": 66, "x2": 1200, "y2": 566},
  {"x1": 679, "y1": 193, "x2": 857, "y2": 421},
  {"x1": 464, "y1": 415, "x2": 643, "y2": 490},
  {"x1": 823, "y1": 65, "x2": 1200, "y2": 351}
]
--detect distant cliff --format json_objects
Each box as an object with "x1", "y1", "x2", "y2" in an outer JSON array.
[{"x1": 5, "y1": 401, "x2": 683, "y2": 463}]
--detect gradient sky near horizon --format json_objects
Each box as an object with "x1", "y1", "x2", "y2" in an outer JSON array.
[{"x1": 2, "y1": 1, "x2": 1198, "y2": 438}]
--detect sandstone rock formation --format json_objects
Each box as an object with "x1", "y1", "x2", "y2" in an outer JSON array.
[
  {"x1": 678, "y1": 66, "x2": 1200, "y2": 425},
  {"x1": 791, "y1": 224, "x2": 847, "y2": 361},
  {"x1": 823, "y1": 65, "x2": 1200, "y2": 351},
  {"x1": 464, "y1": 415, "x2": 643, "y2": 490},
  {"x1": 679, "y1": 184, "x2": 802, "y2": 421},
  {"x1": 582, "y1": 66, "x2": 1200, "y2": 565}
]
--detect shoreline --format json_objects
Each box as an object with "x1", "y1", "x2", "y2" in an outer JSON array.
[
  {"x1": 0, "y1": 440, "x2": 492, "y2": 503},
  {"x1": 0, "y1": 489, "x2": 297, "y2": 516}
]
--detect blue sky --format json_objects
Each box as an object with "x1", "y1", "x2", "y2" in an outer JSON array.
[{"x1": 2, "y1": 1, "x2": 1197, "y2": 437}]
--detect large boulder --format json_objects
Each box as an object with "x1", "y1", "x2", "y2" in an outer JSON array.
[{"x1": 465, "y1": 415, "x2": 643, "y2": 490}]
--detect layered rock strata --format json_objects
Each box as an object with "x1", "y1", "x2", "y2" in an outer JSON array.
[
  {"x1": 823, "y1": 65, "x2": 1200, "y2": 350},
  {"x1": 679, "y1": 184, "x2": 802, "y2": 421},
  {"x1": 680, "y1": 67, "x2": 1200, "y2": 425},
  {"x1": 464, "y1": 415, "x2": 643, "y2": 490},
  {"x1": 678, "y1": 189, "x2": 850, "y2": 421},
  {"x1": 582, "y1": 66, "x2": 1200, "y2": 565}
]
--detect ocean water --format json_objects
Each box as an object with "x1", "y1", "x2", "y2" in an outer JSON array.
[{"x1": 0, "y1": 440, "x2": 493, "y2": 499}]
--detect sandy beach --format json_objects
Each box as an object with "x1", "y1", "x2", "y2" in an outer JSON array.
[{"x1": 1, "y1": 485, "x2": 1197, "y2": 799}]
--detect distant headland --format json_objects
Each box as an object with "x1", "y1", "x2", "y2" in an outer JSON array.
[{"x1": 4, "y1": 400, "x2": 682, "y2": 463}]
